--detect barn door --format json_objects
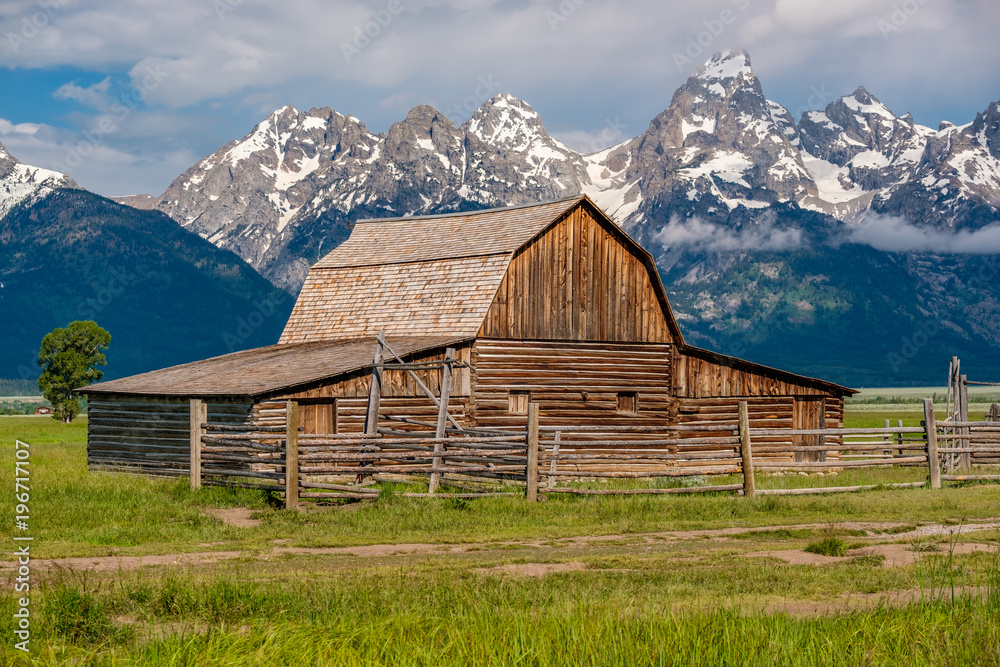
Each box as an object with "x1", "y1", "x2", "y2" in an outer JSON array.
[
  {"x1": 793, "y1": 397, "x2": 825, "y2": 462},
  {"x1": 300, "y1": 399, "x2": 338, "y2": 434}
]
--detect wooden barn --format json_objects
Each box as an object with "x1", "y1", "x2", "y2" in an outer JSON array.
[{"x1": 81, "y1": 196, "x2": 855, "y2": 476}]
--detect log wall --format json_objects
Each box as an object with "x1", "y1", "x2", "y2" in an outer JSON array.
[
  {"x1": 87, "y1": 396, "x2": 253, "y2": 475},
  {"x1": 478, "y1": 206, "x2": 673, "y2": 343},
  {"x1": 470, "y1": 339, "x2": 676, "y2": 428},
  {"x1": 675, "y1": 396, "x2": 845, "y2": 460}
]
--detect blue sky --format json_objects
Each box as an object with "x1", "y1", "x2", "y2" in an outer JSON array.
[{"x1": 2, "y1": 0, "x2": 999, "y2": 197}]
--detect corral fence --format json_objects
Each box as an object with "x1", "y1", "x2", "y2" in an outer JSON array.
[{"x1": 182, "y1": 398, "x2": 1000, "y2": 508}]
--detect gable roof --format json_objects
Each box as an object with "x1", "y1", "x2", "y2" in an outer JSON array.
[
  {"x1": 316, "y1": 197, "x2": 582, "y2": 268},
  {"x1": 81, "y1": 336, "x2": 468, "y2": 398},
  {"x1": 280, "y1": 195, "x2": 685, "y2": 344}
]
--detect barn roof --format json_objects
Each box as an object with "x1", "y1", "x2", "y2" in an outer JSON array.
[
  {"x1": 81, "y1": 336, "x2": 468, "y2": 398},
  {"x1": 280, "y1": 195, "x2": 685, "y2": 344},
  {"x1": 316, "y1": 197, "x2": 582, "y2": 268}
]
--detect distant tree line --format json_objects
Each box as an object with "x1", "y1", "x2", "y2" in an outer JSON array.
[{"x1": 0, "y1": 378, "x2": 41, "y2": 396}]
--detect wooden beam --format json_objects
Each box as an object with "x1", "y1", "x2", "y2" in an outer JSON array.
[
  {"x1": 526, "y1": 403, "x2": 539, "y2": 502},
  {"x1": 285, "y1": 400, "x2": 300, "y2": 510},
  {"x1": 428, "y1": 348, "x2": 454, "y2": 493},
  {"x1": 924, "y1": 398, "x2": 941, "y2": 490},
  {"x1": 547, "y1": 431, "x2": 561, "y2": 490},
  {"x1": 363, "y1": 334, "x2": 384, "y2": 436},
  {"x1": 738, "y1": 401, "x2": 755, "y2": 498},
  {"x1": 189, "y1": 399, "x2": 205, "y2": 491},
  {"x1": 380, "y1": 337, "x2": 463, "y2": 430},
  {"x1": 958, "y1": 374, "x2": 970, "y2": 469}
]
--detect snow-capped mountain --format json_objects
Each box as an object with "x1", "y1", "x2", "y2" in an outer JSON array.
[
  {"x1": 131, "y1": 50, "x2": 1000, "y2": 294},
  {"x1": 624, "y1": 51, "x2": 816, "y2": 211},
  {"x1": 0, "y1": 141, "x2": 77, "y2": 218},
  {"x1": 873, "y1": 100, "x2": 1000, "y2": 230}
]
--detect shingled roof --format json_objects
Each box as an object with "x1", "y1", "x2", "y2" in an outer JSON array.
[
  {"x1": 82, "y1": 336, "x2": 468, "y2": 398},
  {"x1": 279, "y1": 195, "x2": 684, "y2": 344}
]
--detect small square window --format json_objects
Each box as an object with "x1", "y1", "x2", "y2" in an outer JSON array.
[
  {"x1": 617, "y1": 391, "x2": 638, "y2": 416},
  {"x1": 508, "y1": 390, "x2": 530, "y2": 415}
]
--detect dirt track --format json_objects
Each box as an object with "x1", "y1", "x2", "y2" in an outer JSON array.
[{"x1": 7, "y1": 519, "x2": 998, "y2": 574}]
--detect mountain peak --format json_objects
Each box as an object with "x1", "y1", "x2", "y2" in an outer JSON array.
[
  {"x1": 271, "y1": 104, "x2": 300, "y2": 117},
  {"x1": 695, "y1": 50, "x2": 753, "y2": 83},
  {"x1": 472, "y1": 94, "x2": 542, "y2": 122},
  {"x1": 837, "y1": 87, "x2": 896, "y2": 122},
  {"x1": 402, "y1": 104, "x2": 451, "y2": 125},
  {"x1": 464, "y1": 94, "x2": 549, "y2": 147}
]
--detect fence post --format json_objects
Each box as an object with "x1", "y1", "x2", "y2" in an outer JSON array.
[
  {"x1": 285, "y1": 400, "x2": 300, "y2": 510},
  {"x1": 958, "y1": 375, "x2": 970, "y2": 470},
  {"x1": 738, "y1": 401, "x2": 755, "y2": 498},
  {"x1": 526, "y1": 403, "x2": 539, "y2": 502},
  {"x1": 923, "y1": 398, "x2": 941, "y2": 490},
  {"x1": 547, "y1": 431, "x2": 561, "y2": 490},
  {"x1": 189, "y1": 398, "x2": 205, "y2": 491},
  {"x1": 364, "y1": 335, "x2": 384, "y2": 436},
  {"x1": 429, "y1": 348, "x2": 454, "y2": 493}
]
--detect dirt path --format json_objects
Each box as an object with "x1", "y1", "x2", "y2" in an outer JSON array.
[
  {"x1": 8, "y1": 519, "x2": 999, "y2": 573},
  {"x1": 202, "y1": 508, "x2": 262, "y2": 528}
]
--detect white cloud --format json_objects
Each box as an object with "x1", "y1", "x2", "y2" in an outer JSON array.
[
  {"x1": 848, "y1": 215, "x2": 1000, "y2": 254},
  {"x1": 653, "y1": 214, "x2": 805, "y2": 252},
  {"x1": 52, "y1": 77, "x2": 112, "y2": 110},
  {"x1": 0, "y1": 119, "x2": 43, "y2": 136},
  {"x1": 770, "y1": 0, "x2": 885, "y2": 32},
  {"x1": 1, "y1": 0, "x2": 999, "y2": 195},
  {"x1": 0, "y1": 116, "x2": 200, "y2": 196}
]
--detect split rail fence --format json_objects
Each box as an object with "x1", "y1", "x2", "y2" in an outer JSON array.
[{"x1": 186, "y1": 399, "x2": 1000, "y2": 508}]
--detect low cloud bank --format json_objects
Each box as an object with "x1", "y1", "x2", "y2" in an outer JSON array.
[
  {"x1": 653, "y1": 215, "x2": 805, "y2": 252},
  {"x1": 654, "y1": 213, "x2": 1000, "y2": 255},
  {"x1": 848, "y1": 214, "x2": 1000, "y2": 254}
]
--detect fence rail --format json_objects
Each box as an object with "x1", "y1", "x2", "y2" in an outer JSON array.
[{"x1": 180, "y1": 398, "x2": 1000, "y2": 508}]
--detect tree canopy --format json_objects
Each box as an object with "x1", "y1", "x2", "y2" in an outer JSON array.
[{"x1": 37, "y1": 321, "x2": 111, "y2": 422}]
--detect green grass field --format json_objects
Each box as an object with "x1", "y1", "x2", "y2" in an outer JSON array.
[{"x1": 2, "y1": 412, "x2": 999, "y2": 665}]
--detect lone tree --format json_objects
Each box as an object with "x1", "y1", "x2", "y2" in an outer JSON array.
[{"x1": 37, "y1": 321, "x2": 111, "y2": 422}]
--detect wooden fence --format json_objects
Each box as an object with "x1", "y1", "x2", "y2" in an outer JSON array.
[{"x1": 183, "y1": 399, "x2": 1000, "y2": 508}]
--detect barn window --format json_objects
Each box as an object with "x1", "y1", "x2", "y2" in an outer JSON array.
[
  {"x1": 508, "y1": 390, "x2": 530, "y2": 415},
  {"x1": 617, "y1": 391, "x2": 638, "y2": 415}
]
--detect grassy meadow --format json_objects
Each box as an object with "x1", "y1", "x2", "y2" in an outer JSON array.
[{"x1": 2, "y1": 409, "x2": 999, "y2": 665}]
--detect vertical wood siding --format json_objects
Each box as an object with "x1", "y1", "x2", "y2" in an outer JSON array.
[
  {"x1": 675, "y1": 350, "x2": 836, "y2": 398},
  {"x1": 478, "y1": 206, "x2": 673, "y2": 342}
]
